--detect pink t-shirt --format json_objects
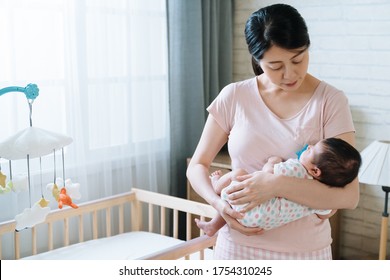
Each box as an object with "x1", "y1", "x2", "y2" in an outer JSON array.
[{"x1": 207, "y1": 77, "x2": 355, "y2": 252}]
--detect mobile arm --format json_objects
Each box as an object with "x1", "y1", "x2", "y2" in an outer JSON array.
[{"x1": 0, "y1": 84, "x2": 39, "y2": 100}]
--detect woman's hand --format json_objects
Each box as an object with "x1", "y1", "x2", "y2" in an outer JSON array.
[
  {"x1": 213, "y1": 196, "x2": 264, "y2": 236},
  {"x1": 224, "y1": 171, "x2": 277, "y2": 213}
]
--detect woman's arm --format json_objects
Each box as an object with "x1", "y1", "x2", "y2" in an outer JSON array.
[
  {"x1": 187, "y1": 115, "x2": 264, "y2": 235},
  {"x1": 187, "y1": 115, "x2": 227, "y2": 206},
  {"x1": 225, "y1": 132, "x2": 360, "y2": 212}
]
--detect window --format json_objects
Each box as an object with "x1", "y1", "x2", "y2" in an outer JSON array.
[
  {"x1": 0, "y1": 0, "x2": 169, "y2": 160},
  {"x1": 0, "y1": 0, "x2": 170, "y2": 223}
]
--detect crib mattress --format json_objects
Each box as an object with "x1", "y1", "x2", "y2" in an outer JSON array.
[{"x1": 22, "y1": 231, "x2": 213, "y2": 260}]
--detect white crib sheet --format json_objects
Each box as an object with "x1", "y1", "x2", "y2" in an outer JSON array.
[{"x1": 22, "y1": 231, "x2": 213, "y2": 260}]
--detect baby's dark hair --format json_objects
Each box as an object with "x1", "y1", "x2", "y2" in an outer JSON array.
[{"x1": 313, "y1": 138, "x2": 361, "y2": 187}]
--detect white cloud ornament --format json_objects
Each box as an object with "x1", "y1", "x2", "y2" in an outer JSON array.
[{"x1": 14, "y1": 202, "x2": 50, "y2": 231}]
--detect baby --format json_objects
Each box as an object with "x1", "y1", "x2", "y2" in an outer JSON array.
[{"x1": 196, "y1": 137, "x2": 361, "y2": 236}]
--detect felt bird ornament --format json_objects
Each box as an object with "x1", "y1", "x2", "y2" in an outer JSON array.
[{"x1": 58, "y1": 187, "x2": 78, "y2": 209}]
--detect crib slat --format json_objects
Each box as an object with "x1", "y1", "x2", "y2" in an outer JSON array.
[
  {"x1": 199, "y1": 217, "x2": 206, "y2": 260},
  {"x1": 160, "y1": 207, "x2": 166, "y2": 235},
  {"x1": 106, "y1": 208, "x2": 111, "y2": 237},
  {"x1": 93, "y1": 210, "x2": 98, "y2": 239},
  {"x1": 78, "y1": 215, "x2": 84, "y2": 242},
  {"x1": 199, "y1": 249, "x2": 205, "y2": 260},
  {"x1": 48, "y1": 222, "x2": 53, "y2": 250},
  {"x1": 131, "y1": 200, "x2": 141, "y2": 231},
  {"x1": 148, "y1": 203, "x2": 153, "y2": 232},
  {"x1": 14, "y1": 231, "x2": 20, "y2": 259},
  {"x1": 173, "y1": 209, "x2": 178, "y2": 239},
  {"x1": 184, "y1": 211, "x2": 190, "y2": 260},
  {"x1": 0, "y1": 234, "x2": 2, "y2": 259},
  {"x1": 64, "y1": 218, "x2": 69, "y2": 246},
  {"x1": 186, "y1": 212, "x2": 191, "y2": 241},
  {"x1": 184, "y1": 219, "x2": 191, "y2": 261},
  {"x1": 118, "y1": 204, "x2": 124, "y2": 234},
  {"x1": 32, "y1": 227, "x2": 37, "y2": 255}
]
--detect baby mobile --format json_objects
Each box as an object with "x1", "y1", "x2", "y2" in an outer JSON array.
[{"x1": 0, "y1": 84, "x2": 80, "y2": 231}]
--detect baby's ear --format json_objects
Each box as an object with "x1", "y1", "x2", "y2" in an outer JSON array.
[{"x1": 312, "y1": 167, "x2": 321, "y2": 177}]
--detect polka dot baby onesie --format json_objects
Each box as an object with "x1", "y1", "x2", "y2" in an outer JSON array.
[{"x1": 220, "y1": 159, "x2": 331, "y2": 230}]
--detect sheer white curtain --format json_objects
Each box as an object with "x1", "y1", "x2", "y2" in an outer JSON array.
[{"x1": 0, "y1": 0, "x2": 170, "y2": 223}]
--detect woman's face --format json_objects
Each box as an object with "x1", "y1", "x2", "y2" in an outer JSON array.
[{"x1": 259, "y1": 45, "x2": 309, "y2": 92}]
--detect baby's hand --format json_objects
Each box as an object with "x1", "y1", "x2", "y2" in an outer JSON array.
[{"x1": 262, "y1": 156, "x2": 283, "y2": 173}]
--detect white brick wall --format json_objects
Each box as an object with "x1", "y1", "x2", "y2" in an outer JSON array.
[{"x1": 233, "y1": 0, "x2": 390, "y2": 259}]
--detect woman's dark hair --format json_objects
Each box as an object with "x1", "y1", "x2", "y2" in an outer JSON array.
[
  {"x1": 314, "y1": 138, "x2": 362, "y2": 187},
  {"x1": 245, "y1": 4, "x2": 310, "y2": 75}
]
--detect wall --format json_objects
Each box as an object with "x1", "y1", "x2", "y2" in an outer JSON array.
[{"x1": 233, "y1": 0, "x2": 390, "y2": 259}]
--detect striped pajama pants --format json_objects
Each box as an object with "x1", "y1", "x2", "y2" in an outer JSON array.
[{"x1": 213, "y1": 234, "x2": 332, "y2": 260}]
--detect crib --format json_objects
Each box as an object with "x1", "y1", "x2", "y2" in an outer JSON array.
[{"x1": 0, "y1": 188, "x2": 218, "y2": 260}]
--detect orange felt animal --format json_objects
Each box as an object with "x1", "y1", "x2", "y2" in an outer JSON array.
[{"x1": 58, "y1": 187, "x2": 78, "y2": 209}]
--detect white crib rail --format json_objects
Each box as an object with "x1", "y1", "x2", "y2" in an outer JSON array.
[{"x1": 0, "y1": 188, "x2": 217, "y2": 260}]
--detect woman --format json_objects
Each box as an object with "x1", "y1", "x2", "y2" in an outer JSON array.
[{"x1": 186, "y1": 4, "x2": 359, "y2": 260}]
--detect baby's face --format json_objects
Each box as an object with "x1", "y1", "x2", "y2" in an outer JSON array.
[{"x1": 299, "y1": 142, "x2": 322, "y2": 177}]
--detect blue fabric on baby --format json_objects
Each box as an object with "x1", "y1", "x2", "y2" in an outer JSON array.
[{"x1": 295, "y1": 144, "x2": 308, "y2": 160}]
